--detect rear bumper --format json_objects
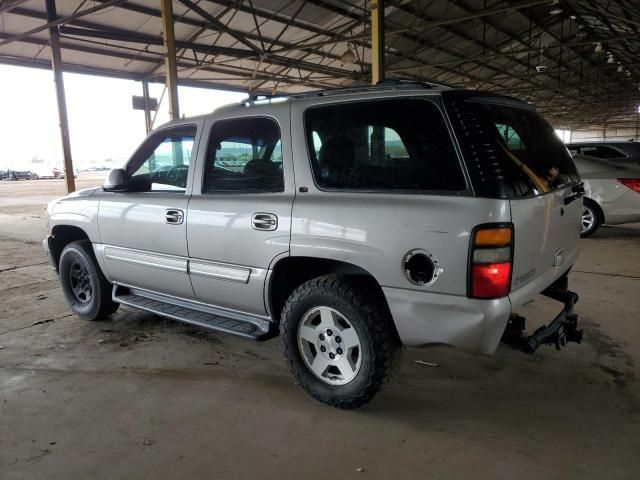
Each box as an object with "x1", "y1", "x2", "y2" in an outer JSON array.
[
  {"x1": 383, "y1": 287, "x2": 512, "y2": 355},
  {"x1": 384, "y1": 267, "x2": 580, "y2": 356}
]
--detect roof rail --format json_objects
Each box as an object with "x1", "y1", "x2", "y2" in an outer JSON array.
[
  {"x1": 237, "y1": 78, "x2": 450, "y2": 106},
  {"x1": 240, "y1": 93, "x2": 288, "y2": 106},
  {"x1": 287, "y1": 78, "x2": 449, "y2": 99}
]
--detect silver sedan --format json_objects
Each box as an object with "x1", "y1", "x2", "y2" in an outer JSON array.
[{"x1": 574, "y1": 154, "x2": 640, "y2": 237}]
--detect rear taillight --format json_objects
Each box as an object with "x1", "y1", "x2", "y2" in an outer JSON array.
[
  {"x1": 617, "y1": 178, "x2": 640, "y2": 193},
  {"x1": 469, "y1": 225, "x2": 513, "y2": 299}
]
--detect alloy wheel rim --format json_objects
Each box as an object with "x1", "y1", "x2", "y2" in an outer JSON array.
[
  {"x1": 69, "y1": 261, "x2": 92, "y2": 304},
  {"x1": 297, "y1": 306, "x2": 362, "y2": 385},
  {"x1": 581, "y1": 206, "x2": 595, "y2": 234}
]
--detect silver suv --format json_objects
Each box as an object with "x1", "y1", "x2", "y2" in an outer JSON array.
[{"x1": 44, "y1": 83, "x2": 584, "y2": 408}]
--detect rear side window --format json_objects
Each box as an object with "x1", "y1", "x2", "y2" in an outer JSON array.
[
  {"x1": 443, "y1": 91, "x2": 579, "y2": 198},
  {"x1": 203, "y1": 117, "x2": 284, "y2": 193},
  {"x1": 304, "y1": 99, "x2": 466, "y2": 192}
]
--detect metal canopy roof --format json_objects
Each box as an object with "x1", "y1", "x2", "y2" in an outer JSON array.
[{"x1": 1, "y1": 0, "x2": 639, "y2": 128}]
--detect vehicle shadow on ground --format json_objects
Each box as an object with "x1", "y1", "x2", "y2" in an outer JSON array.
[{"x1": 589, "y1": 224, "x2": 640, "y2": 239}]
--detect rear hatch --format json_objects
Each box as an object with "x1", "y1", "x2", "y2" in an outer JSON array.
[{"x1": 442, "y1": 91, "x2": 582, "y2": 306}]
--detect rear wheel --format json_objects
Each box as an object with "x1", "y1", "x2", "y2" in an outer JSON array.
[
  {"x1": 581, "y1": 199, "x2": 602, "y2": 238},
  {"x1": 59, "y1": 241, "x2": 118, "y2": 321},
  {"x1": 280, "y1": 275, "x2": 398, "y2": 409}
]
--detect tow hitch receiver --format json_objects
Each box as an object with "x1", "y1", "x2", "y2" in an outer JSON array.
[{"x1": 502, "y1": 285, "x2": 583, "y2": 353}]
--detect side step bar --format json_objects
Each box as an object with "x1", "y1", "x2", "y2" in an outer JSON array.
[
  {"x1": 113, "y1": 285, "x2": 277, "y2": 341},
  {"x1": 502, "y1": 284, "x2": 583, "y2": 353}
]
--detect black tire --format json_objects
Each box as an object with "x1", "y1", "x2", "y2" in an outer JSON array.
[
  {"x1": 280, "y1": 275, "x2": 398, "y2": 409},
  {"x1": 58, "y1": 240, "x2": 119, "y2": 321},
  {"x1": 581, "y1": 199, "x2": 602, "y2": 238}
]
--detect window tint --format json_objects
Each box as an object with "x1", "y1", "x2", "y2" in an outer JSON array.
[
  {"x1": 495, "y1": 124, "x2": 525, "y2": 151},
  {"x1": 128, "y1": 126, "x2": 196, "y2": 192},
  {"x1": 304, "y1": 99, "x2": 465, "y2": 191},
  {"x1": 203, "y1": 118, "x2": 283, "y2": 192},
  {"x1": 582, "y1": 145, "x2": 625, "y2": 159},
  {"x1": 443, "y1": 91, "x2": 579, "y2": 198}
]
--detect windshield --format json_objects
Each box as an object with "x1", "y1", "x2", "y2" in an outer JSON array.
[{"x1": 443, "y1": 91, "x2": 579, "y2": 198}]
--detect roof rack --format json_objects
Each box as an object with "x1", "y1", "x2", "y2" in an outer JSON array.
[
  {"x1": 240, "y1": 93, "x2": 288, "y2": 106},
  {"x1": 239, "y1": 78, "x2": 450, "y2": 106},
  {"x1": 288, "y1": 79, "x2": 449, "y2": 99}
]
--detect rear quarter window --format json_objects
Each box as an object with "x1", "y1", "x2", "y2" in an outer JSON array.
[{"x1": 443, "y1": 91, "x2": 580, "y2": 199}]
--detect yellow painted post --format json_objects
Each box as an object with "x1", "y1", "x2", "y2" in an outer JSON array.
[
  {"x1": 160, "y1": 0, "x2": 180, "y2": 120},
  {"x1": 371, "y1": 0, "x2": 385, "y2": 85}
]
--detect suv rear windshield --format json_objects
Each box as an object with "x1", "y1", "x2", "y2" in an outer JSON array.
[
  {"x1": 304, "y1": 98, "x2": 466, "y2": 192},
  {"x1": 443, "y1": 91, "x2": 579, "y2": 199}
]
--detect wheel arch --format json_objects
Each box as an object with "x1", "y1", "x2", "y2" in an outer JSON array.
[
  {"x1": 267, "y1": 256, "x2": 394, "y2": 327},
  {"x1": 50, "y1": 225, "x2": 91, "y2": 271},
  {"x1": 584, "y1": 197, "x2": 605, "y2": 224}
]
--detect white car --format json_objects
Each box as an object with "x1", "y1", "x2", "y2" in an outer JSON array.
[
  {"x1": 574, "y1": 154, "x2": 640, "y2": 237},
  {"x1": 30, "y1": 165, "x2": 60, "y2": 179}
]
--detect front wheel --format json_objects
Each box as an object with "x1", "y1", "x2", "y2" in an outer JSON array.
[
  {"x1": 58, "y1": 240, "x2": 119, "y2": 321},
  {"x1": 280, "y1": 275, "x2": 398, "y2": 409}
]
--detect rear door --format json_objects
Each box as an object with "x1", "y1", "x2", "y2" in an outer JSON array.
[
  {"x1": 186, "y1": 104, "x2": 294, "y2": 316},
  {"x1": 443, "y1": 92, "x2": 582, "y2": 305}
]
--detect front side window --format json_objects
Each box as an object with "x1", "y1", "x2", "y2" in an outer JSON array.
[
  {"x1": 203, "y1": 117, "x2": 283, "y2": 192},
  {"x1": 304, "y1": 99, "x2": 466, "y2": 192},
  {"x1": 128, "y1": 125, "x2": 196, "y2": 192}
]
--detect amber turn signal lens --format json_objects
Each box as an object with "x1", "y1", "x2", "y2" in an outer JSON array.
[{"x1": 474, "y1": 227, "x2": 512, "y2": 246}]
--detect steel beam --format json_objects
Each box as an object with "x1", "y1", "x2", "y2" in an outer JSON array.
[
  {"x1": 0, "y1": 0, "x2": 124, "y2": 48},
  {"x1": 45, "y1": 0, "x2": 75, "y2": 193},
  {"x1": 142, "y1": 79, "x2": 153, "y2": 134},
  {"x1": 160, "y1": 0, "x2": 180, "y2": 120},
  {"x1": 370, "y1": 0, "x2": 384, "y2": 84}
]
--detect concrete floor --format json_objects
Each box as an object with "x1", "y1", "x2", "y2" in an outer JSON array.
[{"x1": 1, "y1": 176, "x2": 639, "y2": 479}]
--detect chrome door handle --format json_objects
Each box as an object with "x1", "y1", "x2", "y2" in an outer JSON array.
[
  {"x1": 252, "y1": 213, "x2": 278, "y2": 231},
  {"x1": 165, "y1": 209, "x2": 184, "y2": 225}
]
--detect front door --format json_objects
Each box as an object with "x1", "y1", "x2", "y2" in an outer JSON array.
[
  {"x1": 97, "y1": 123, "x2": 199, "y2": 299},
  {"x1": 187, "y1": 107, "x2": 294, "y2": 316}
]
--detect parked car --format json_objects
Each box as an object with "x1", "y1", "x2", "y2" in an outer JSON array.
[
  {"x1": 567, "y1": 141, "x2": 640, "y2": 165},
  {"x1": 1, "y1": 169, "x2": 34, "y2": 180},
  {"x1": 31, "y1": 165, "x2": 60, "y2": 179},
  {"x1": 44, "y1": 83, "x2": 584, "y2": 408},
  {"x1": 573, "y1": 154, "x2": 640, "y2": 237}
]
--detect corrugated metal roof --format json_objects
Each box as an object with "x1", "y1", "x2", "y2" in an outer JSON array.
[{"x1": 0, "y1": 0, "x2": 639, "y2": 127}]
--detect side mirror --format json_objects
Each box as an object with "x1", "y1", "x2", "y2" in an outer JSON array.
[{"x1": 103, "y1": 168, "x2": 129, "y2": 192}]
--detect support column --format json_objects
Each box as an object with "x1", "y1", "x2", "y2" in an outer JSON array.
[
  {"x1": 160, "y1": 0, "x2": 180, "y2": 120},
  {"x1": 142, "y1": 79, "x2": 152, "y2": 134},
  {"x1": 370, "y1": 0, "x2": 385, "y2": 85},
  {"x1": 45, "y1": 0, "x2": 75, "y2": 193}
]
